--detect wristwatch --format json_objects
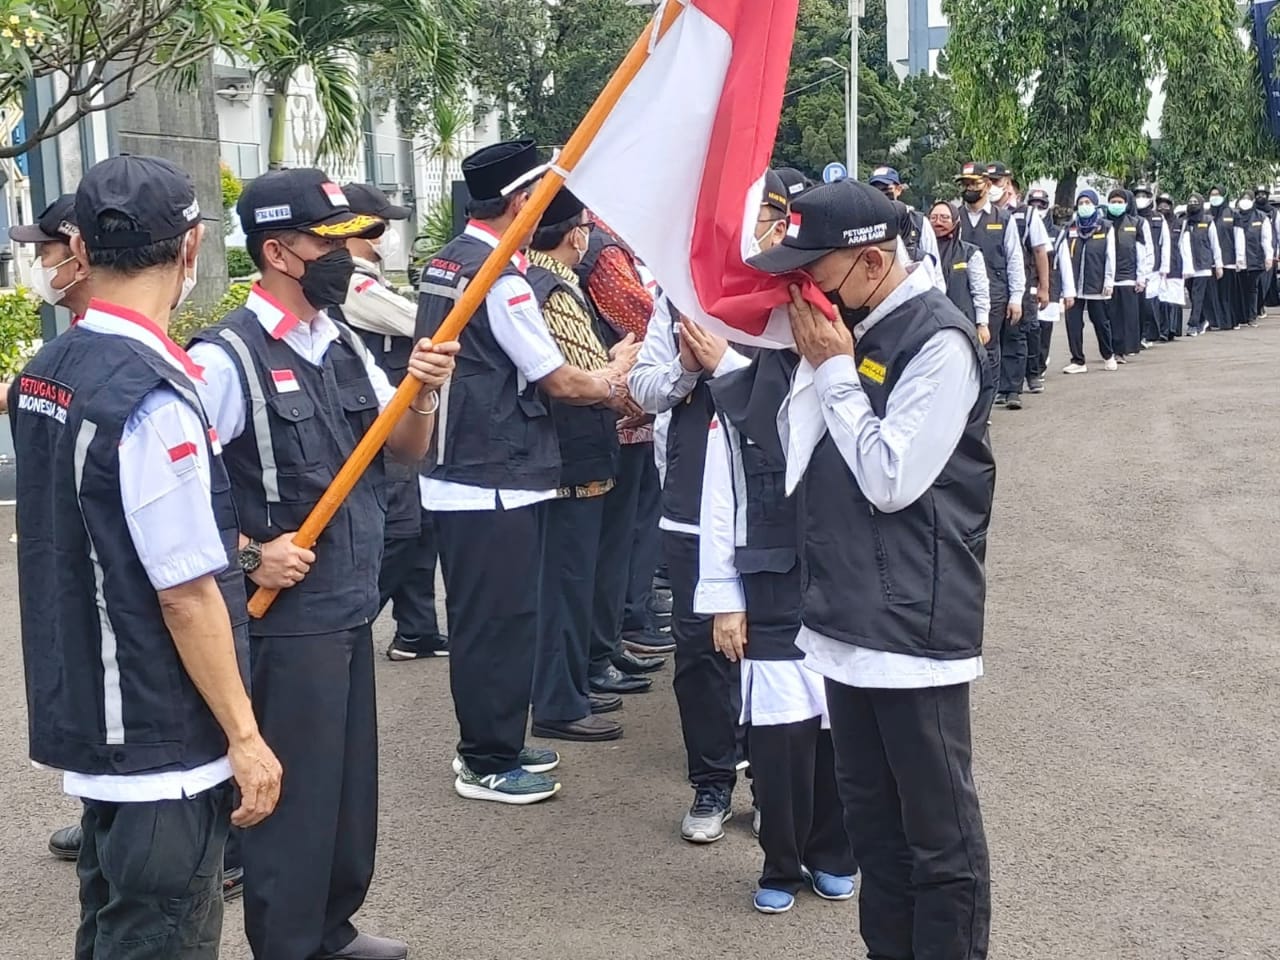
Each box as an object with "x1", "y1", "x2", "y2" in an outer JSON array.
[{"x1": 238, "y1": 539, "x2": 263, "y2": 575}]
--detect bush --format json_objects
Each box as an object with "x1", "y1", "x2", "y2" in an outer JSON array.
[
  {"x1": 220, "y1": 163, "x2": 243, "y2": 236},
  {"x1": 0, "y1": 288, "x2": 43, "y2": 379},
  {"x1": 170, "y1": 282, "x2": 252, "y2": 346},
  {"x1": 226, "y1": 246, "x2": 255, "y2": 279}
]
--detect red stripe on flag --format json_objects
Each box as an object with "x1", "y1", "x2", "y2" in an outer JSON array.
[
  {"x1": 168, "y1": 441, "x2": 198, "y2": 462},
  {"x1": 271, "y1": 369, "x2": 297, "y2": 384}
]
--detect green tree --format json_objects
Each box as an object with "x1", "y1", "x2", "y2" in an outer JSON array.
[
  {"x1": 260, "y1": 0, "x2": 469, "y2": 168},
  {"x1": 945, "y1": 0, "x2": 1161, "y2": 205},
  {"x1": 464, "y1": 0, "x2": 649, "y2": 144},
  {"x1": 0, "y1": 0, "x2": 290, "y2": 159}
]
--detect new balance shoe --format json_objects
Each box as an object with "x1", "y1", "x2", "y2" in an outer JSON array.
[
  {"x1": 454, "y1": 761, "x2": 560, "y2": 805},
  {"x1": 753, "y1": 888, "x2": 795, "y2": 914},
  {"x1": 802, "y1": 866, "x2": 856, "y2": 901},
  {"x1": 452, "y1": 747, "x2": 560, "y2": 776},
  {"x1": 681, "y1": 786, "x2": 732, "y2": 843},
  {"x1": 386, "y1": 633, "x2": 448, "y2": 660}
]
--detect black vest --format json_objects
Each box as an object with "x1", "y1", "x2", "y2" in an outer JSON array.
[
  {"x1": 798, "y1": 288, "x2": 996, "y2": 660},
  {"x1": 1187, "y1": 217, "x2": 1216, "y2": 272},
  {"x1": 1214, "y1": 208, "x2": 1237, "y2": 265},
  {"x1": 900, "y1": 207, "x2": 925, "y2": 262},
  {"x1": 708, "y1": 350, "x2": 802, "y2": 660},
  {"x1": 1240, "y1": 208, "x2": 1269, "y2": 269},
  {"x1": 1166, "y1": 217, "x2": 1185, "y2": 279},
  {"x1": 1067, "y1": 222, "x2": 1113, "y2": 297},
  {"x1": 1144, "y1": 211, "x2": 1166, "y2": 264},
  {"x1": 1047, "y1": 222, "x2": 1065, "y2": 301},
  {"x1": 663, "y1": 309, "x2": 715, "y2": 528},
  {"x1": 415, "y1": 233, "x2": 561, "y2": 491},
  {"x1": 526, "y1": 263, "x2": 620, "y2": 487},
  {"x1": 938, "y1": 238, "x2": 981, "y2": 325},
  {"x1": 1109, "y1": 213, "x2": 1145, "y2": 282},
  {"x1": 350, "y1": 265, "x2": 420, "y2": 539},
  {"x1": 190, "y1": 308, "x2": 386, "y2": 637},
  {"x1": 12, "y1": 327, "x2": 239, "y2": 775},
  {"x1": 1011, "y1": 205, "x2": 1041, "y2": 284},
  {"x1": 959, "y1": 205, "x2": 1010, "y2": 297}
]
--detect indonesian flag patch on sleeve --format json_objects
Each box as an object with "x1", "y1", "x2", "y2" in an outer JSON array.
[{"x1": 271, "y1": 369, "x2": 300, "y2": 393}]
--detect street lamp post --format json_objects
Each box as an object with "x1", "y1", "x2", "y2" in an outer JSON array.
[{"x1": 819, "y1": 0, "x2": 862, "y2": 178}]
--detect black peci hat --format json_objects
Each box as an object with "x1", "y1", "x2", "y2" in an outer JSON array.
[
  {"x1": 10, "y1": 194, "x2": 78, "y2": 244},
  {"x1": 238, "y1": 169, "x2": 384, "y2": 239},
  {"x1": 748, "y1": 179, "x2": 899, "y2": 274},
  {"x1": 462, "y1": 140, "x2": 543, "y2": 202},
  {"x1": 538, "y1": 186, "x2": 585, "y2": 228},
  {"x1": 75, "y1": 156, "x2": 202, "y2": 249}
]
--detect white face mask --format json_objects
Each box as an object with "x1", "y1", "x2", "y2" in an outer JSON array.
[
  {"x1": 1135, "y1": 196, "x2": 1152, "y2": 210},
  {"x1": 1239, "y1": 198, "x2": 1254, "y2": 212},
  {"x1": 30, "y1": 254, "x2": 76, "y2": 306},
  {"x1": 988, "y1": 185, "x2": 1006, "y2": 203},
  {"x1": 375, "y1": 228, "x2": 401, "y2": 264},
  {"x1": 174, "y1": 233, "x2": 197, "y2": 310},
  {"x1": 1210, "y1": 195, "x2": 1225, "y2": 207},
  {"x1": 572, "y1": 226, "x2": 589, "y2": 265}
]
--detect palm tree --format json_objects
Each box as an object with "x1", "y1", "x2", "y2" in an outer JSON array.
[
  {"x1": 420, "y1": 93, "x2": 470, "y2": 201},
  {"x1": 261, "y1": 0, "x2": 470, "y2": 168}
]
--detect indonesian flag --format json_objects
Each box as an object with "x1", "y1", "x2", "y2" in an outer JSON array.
[{"x1": 566, "y1": 0, "x2": 820, "y2": 348}]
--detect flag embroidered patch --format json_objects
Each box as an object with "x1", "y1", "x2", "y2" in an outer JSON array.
[
  {"x1": 321, "y1": 182, "x2": 349, "y2": 207},
  {"x1": 271, "y1": 369, "x2": 300, "y2": 393},
  {"x1": 787, "y1": 211, "x2": 803, "y2": 238}
]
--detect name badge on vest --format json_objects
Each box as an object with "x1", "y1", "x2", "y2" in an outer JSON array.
[
  {"x1": 985, "y1": 223, "x2": 1004, "y2": 230},
  {"x1": 271, "y1": 369, "x2": 301, "y2": 393},
  {"x1": 857, "y1": 356, "x2": 887, "y2": 385}
]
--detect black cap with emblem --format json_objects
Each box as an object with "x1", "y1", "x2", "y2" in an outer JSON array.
[
  {"x1": 10, "y1": 194, "x2": 77, "y2": 244},
  {"x1": 956, "y1": 161, "x2": 990, "y2": 183},
  {"x1": 1027, "y1": 187, "x2": 1050, "y2": 208},
  {"x1": 774, "y1": 167, "x2": 812, "y2": 199},
  {"x1": 762, "y1": 170, "x2": 789, "y2": 216},
  {"x1": 462, "y1": 139, "x2": 544, "y2": 202},
  {"x1": 748, "y1": 178, "x2": 900, "y2": 274},
  {"x1": 75, "y1": 156, "x2": 202, "y2": 249},
  {"x1": 341, "y1": 182, "x2": 412, "y2": 221},
  {"x1": 237, "y1": 169, "x2": 384, "y2": 239}
]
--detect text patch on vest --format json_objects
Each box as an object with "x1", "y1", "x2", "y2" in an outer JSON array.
[
  {"x1": 16, "y1": 374, "x2": 73, "y2": 425},
  {"x1": 858, "y1": 356, "x2": 887, "y2": 384}
]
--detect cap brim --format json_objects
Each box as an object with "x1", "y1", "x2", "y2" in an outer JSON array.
[
  {"x1": 380, "y1": 203, "x2": 412, "y2": 221},
  {"x1": 868, "y1": 177, "x2": 896, "y2": 187},
  {"x1": 300, "y1": 211, "x2": 385, "y2": 239},
  {"x1": 747, "y1": 242, "x2": 835, "y2": 275},
  {"x1": 9, "y1": 223, "x2": 60, "y2": 243}
]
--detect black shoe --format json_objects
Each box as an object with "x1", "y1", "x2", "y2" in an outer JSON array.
[
  {"x1": 590, "y1": 664, "x2": 653, "y2": 695},
  {"x1": 48, "y1": 824, "x2": 81, "y2": 861},
  {"x1": 223, "y1": 866, "x2": 244, "y2": 901},
  {"x1": 993, "y1": 393, "x2": 1008, "y2": 406},
  {"x1": 1027, "y1": 379, "x2": 1045, "y2": 394},
  {"x1": 589, "y1": 692, "x2": 622, "y2": 714},
  {"x1": 613, "y1": 649, "x2": 666, "y2": 674},
  {"x1": 1005, "y1": 395, "x2": 1023, "y2": 410},
  {"x1": 532, "y1": 715, "x2": 623, "y2": 742},
  {"x1": 386, "y1": 633, "x2": 448, "y2": 661},
  {"x1": 622, "y1": 629, "x2": 676, "y2": 655}
]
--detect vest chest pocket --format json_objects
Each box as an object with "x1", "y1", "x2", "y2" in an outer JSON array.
[
  {"x1": 741, "y1": 442, "x2": 784, "y2": 529},
  {"x1": 338, "y1": 379, "x2": 380, "y2": 436},
  {"x1": 265, "y1": 391, "x2": 324, "y2": 483}
]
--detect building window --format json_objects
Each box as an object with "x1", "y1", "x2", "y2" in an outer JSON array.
[
  {"x1": 376, "y1": 153, "x2": 397, "y2": 187},
  {"x1": 222, "y1": 142, "x2": 261, "y2": 180}
]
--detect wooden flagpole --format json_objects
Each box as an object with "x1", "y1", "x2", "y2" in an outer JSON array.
[{"x1": 248, "y1": 0, "x2": 688, "y2": 617}]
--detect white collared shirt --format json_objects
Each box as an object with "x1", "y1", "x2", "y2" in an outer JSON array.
[
  {"x1": 420, "y1": 221, "x2": 565, "y2": 512},
  {"x1": 57, "y1": 300, "x2": 232, "y2": 802},
  {"x1": 777, "y1": 267, "x2": 985, "y2": 690},
  {"x1": 189, "y1": 285, "x2": 397, "y2": 445}
]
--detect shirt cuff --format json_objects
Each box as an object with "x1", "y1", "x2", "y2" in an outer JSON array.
[
  {"x1": 712, "y1": 348, "x2": 752, "y2": 378},
  {"x1": 693, "y1": 578, "x2": 747, "y2": 615},
  {"x1": 813, "y1": 353, "x2": 859, "y2": 398},
  {"x1": 668, "y1": 357, "x2": 701, "y2": 392},
  {"x1": 146, "y1": 551, "x2": 229, "y2": 592}
]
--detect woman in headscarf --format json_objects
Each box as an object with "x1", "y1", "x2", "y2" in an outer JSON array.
[
  {"x1": 928, "y1": 199, "x2": 989, "y2": 335},
  {"x1": 1102, "y1": 187, "x2": 1154, "y2": 362},
  {"x1": 1061, "y1": 189, "x2": 1118, "y2": 373}
]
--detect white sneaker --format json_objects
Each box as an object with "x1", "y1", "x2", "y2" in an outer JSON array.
[
  {"x1": 1104, "y1": 357, "x2": 1118, "y2": 371},
  {"x1": 1062, "y1": 363, "x2": 1088, "y2": 374}
]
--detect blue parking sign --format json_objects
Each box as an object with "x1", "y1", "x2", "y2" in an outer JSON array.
[{"x1": 822, "y1": 161, "x2": 848, "y2": 183}]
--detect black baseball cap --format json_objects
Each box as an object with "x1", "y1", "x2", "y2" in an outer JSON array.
[
  {"x1": 341, "y1": 182, "x2": 412, "y2": 221},
  {"x1": 748, "y1": 179, "x2": 899, "y2": 275},
  {"x1": 986, "y1": 161, "x2": 1011, "y2": 179},
  {"x1": 1133, "y1": 183, "x2": 1154, "y2": 197},
  {"x1": 762, "y1": 170, "x2": 789, "y2": 216},
  {"x1": 774, "y1": 167, "x2": 812, "y2": 198},
  {"x1": 10, "y1": 194, "x2": 77, "y2": 244},
  {"x1": 463, "y1": 140, "x2": 543, "y2": 202},
  {"x1": 538, "y1": 186, "x2": 585, "y2": 228},
  {"x1": 75, "y1": 156, "x2": 202, "y2": 249},
  {"x1": 238, "y1": 169, "x2": 384, "y2": 239},
  {"x1": 1156, "y1": 192, "x2": 1174, "y2": 206},
  {"x1": 956, "y1": 161, "x2": 990, "y2": 182},
  {"x1": 1027, "y1": 187, "x2": 1050, "y2": 207}
]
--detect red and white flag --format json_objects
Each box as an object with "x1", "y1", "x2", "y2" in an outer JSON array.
[{"x1": 566, "y1": 0, "x2": 821, "y2": 348}]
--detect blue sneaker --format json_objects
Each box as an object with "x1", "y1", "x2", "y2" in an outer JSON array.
[
  {"x1": 454, "y1": 762, "x2": 561, "y2": 805},
  {"x1": 452, "y1": 747, "x2": 560, "y2": 776},
  {"x1": 753, "y1": 888, "x2": 795, "y2": 914},
  {"x1": 802, "y1": 866, "x2": 856, "y2": 901}
]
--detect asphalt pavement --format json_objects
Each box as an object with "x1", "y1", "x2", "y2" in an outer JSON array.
[{"x1": 1, "y1": 322, "x2": 1278, "y2": 959}]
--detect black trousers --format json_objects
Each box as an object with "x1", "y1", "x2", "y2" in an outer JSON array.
[
  {"x1": 436, "y1": 503, "x2": 544, "y2": 774},
  {"x1": 376, "y1": 509, "x2": 441, "y2": 641},
  {"x1": 1244, "y1": 269, "x2": 1265, "y2": 320},
  {"x1": 1037, "y1": 319, "x2": 1054, "y2": 373},
  {"x1": 1162, "y1": 301, "x2": 1185, "y2": 337},
  {"x1": 997, "y1": 296, "x2": 1027, "y2": 395},
  {"x1": 76, "y1": 784, "x2": 231, "y2": 960},
  {"x1": 827, "y1": 681, "x2": 990, "y2": 960},
  {"x1": 1106, "y1": 286, "x2": 1141, "y2": 355},
  {"x1": 982, "y1": 299, "x2": 1006, "y2": 392},
  {"x1": 243, "y1": 626, "x2": 378, "y2": 960},
  {"x1": 1021, "y1": 293, "x2": 1041, "y2": 385},
  {"x1": 1188, "y1": 276, "x2": 1214, "y2": 331},
  {"x1": 1065, "y1": 299, "x2": 1113, "y2": 364},
  {"x1": 534, "y1": 494, "x2": 605, "y2": 724},
  {"x1": 1138, "y1": 290, "x2": 1161, "y2": 342},
  {"x1": 1215, "y1": 271, "x2": 1241, "y2": 329},
  {"x1": 623, "y1": 448, "x2": 663, "y2": 633},
  {"x1": 593, "y1": 444, "x2": 654, "y2": 675},
  {"x1": 665, "y1": 530, "x2": 739, "y2": 790},
  {"x1": 751, "y1": 718, "x2": 853, "y2": 893}
]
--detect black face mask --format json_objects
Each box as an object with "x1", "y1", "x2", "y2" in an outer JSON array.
[
  {"x1": 1187, "y1": 203, "x2": 1203, "y2": 217},
  {"x1": 961, "y1": 188, "x2": 985, "y2": 205},
  {"x1": 284, "y1": 245, "x2": 355, "y2": 310},
  {"x1": 823, "y1": 251, "x2": 893, "y2": 330}
]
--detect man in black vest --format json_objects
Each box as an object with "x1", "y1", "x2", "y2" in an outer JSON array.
[
  {"x1": 1007, "y1": 175, "x2": 1052, "y2": 401},
  {"x1": 189, "y1": 169, "x2": 457, "y2": 960},
  {"x1": 339, "y1": 182, "x2": 447, "y2": 661},
  {"x1": 751, "y1": 178, "x2": 994, "y2": 960},
  {"x1": 1233, "y1": 191, "x2": 1273, "y2": 326},
  {"x1": 1209, "y1": 186, "x2": 1241, "y2": 330},
  {"x1": 957, "y1": 161, "x2": 1026, "y2": 409},
  {"x1": 869, "y1": 165, "x2": 940, "y2": 270},
  {"x1": 12, "y1": 155, "x2": 282, "y2": 959},
  {"x1": 1180, "y1": 193, "x2": 1225, "y2": 337},
  {"x1": 415, "y1": 140, "x2": 637, "y2": 805},
  {"x1": 1132, "y1": 185, "x2": 1170, "y2": 347},
  {"x1": 527, "y1": 186, "x2": 641, "y2": 742}
]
